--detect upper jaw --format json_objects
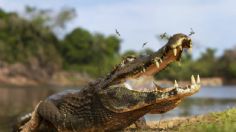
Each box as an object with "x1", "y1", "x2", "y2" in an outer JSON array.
[
  {"x1": 126, "y1": 34, "x2": 192, "y2": 79},
  {"x1": 108, "y1": 33, "x2": 192, "y2": 86}
]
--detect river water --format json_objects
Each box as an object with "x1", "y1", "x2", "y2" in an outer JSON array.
[{"x1": 0, "y1": 85, "x2": 235, "y2": 131}]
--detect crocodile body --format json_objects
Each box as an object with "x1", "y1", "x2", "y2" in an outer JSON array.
[{"x1": 16, "y1": 33, "x2": 200, "y2": 132}]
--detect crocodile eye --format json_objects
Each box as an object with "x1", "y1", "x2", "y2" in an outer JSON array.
[
  {"x1": 127, "y1": 57, "x2": 135, "y2": 62},
  {"x1": 183, "y1": 38, "x2": 192, "y2": 48},
  {"x1": 122, "y1": 56, "x2": 136, "y2": 64}
]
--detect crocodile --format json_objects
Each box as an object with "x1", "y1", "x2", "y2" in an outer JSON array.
[{"x1": 16, "y1": 33, "x2": 200, "y2": 132}]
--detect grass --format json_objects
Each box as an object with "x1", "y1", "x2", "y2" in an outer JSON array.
[
  {"x1": 177, "y1": 108, "x2": 236, "y2": 132},
  {"x1": 125, "y1": 108, "x2": 236, "y2": 132}
]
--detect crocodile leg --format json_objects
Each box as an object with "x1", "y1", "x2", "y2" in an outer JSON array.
[
  {"x1": 20, "y1": 101, "x2": 42, "y2": 132},
  {"x1": 134, "y1": 117, "x2": 149, "y2": 129},
  {"x1": 36, "y1": 100, "x2": 64, "y2": 131},
  {"x1": 20, "y1": 100, "x2": 62, "y2": 132}
]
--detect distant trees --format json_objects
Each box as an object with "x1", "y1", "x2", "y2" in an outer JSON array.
[
  {"x1": 192, "y1": 48, "x2": 217, "y2": 77},
  {"x1": 0, "y1": 8, "x2": 121, "y2": 77},
  {"x1": 0, "y1": 7, "x2": 236, "y2": 80},
  {"x1": 218, "y1": 48, "x2": 236, "y2": 79},
  {"x1": 0, "y1": 8, "x2": 62, "y2": 77},
  {"x1": 23, "y1": 6, "x2": 76, "y2": 30},
  {"x1": 193, "y1": 48, "x2": 236, "y2": 80},
  {"x1": 60, "y1": 28, "x2": 121, "y2": 76}
]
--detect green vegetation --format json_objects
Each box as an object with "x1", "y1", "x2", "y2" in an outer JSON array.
[
  {"x1": 0, "y1": 8, "x2": 120, "y2": 77},
  {"x1": 0, "y1": 8, "x2": 62, "y2": 77},
  {"x1": 60, "y1": 28, "x2": 120, "y2": 76},
  {"x1": 177, "y1": 108, "x2": 236, "y2": 132},
  {"x1": 0, "y1": 7, "x2": 236, "y2": 80}
]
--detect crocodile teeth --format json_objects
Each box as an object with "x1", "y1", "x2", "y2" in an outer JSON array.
[
  {"x1": 153, "y1": 81, "x2": 162, "y2": 91},
  {"x1": 197, "y1": 75, "x2": 201, "y2": 84},
  {"x1": 155, "y1": 60, "x2": 160, "y2": 68},
  {"x1": 142, "y1": 67, "x2": 146, "y2": 72},
  {"x1": 174, "y1": 80, "x2": 178, "y2": 87},
  {"x1": 159, "y1": 58, "x2": 163, "y2": 63},
  {"x1": 155, "y1": 87, "x2": 159, "y2": 91},
  {"x1": 153, "y1": 81, "x2": 159, "y2": 88},
  {"x1": 173, "y1": 48, "x2": 177, "y2": 56},
  {"x1": 191, "y1": 75, "x2": 196, "y2": 84},
  {"x1": 124, "y1": 83, "x2": 133, "y2": 90}
]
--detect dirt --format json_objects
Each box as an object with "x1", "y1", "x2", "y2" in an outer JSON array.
[
  {"x1": 125, "y1": 115, "x2": 208, "y2": 132},
  {"x1": 0, "y1": 63, "x2": 92, "y2": 87}
]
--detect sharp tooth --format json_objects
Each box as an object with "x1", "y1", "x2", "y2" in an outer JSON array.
[
  {"x1": 155, "y1": 87, "x2": 159, "y2": 91},
  {"x1": 191, "y1": 75, "x2": 196, "y2": 84},
  {"x1": 124, "y1": 83, "x2": 133, "y2": 90},
  {"x1": 197, "y1": 75, "x2": 201, "y2": 84},
  {"x1": 153, "y1": 81, "x2": 162, "y2": 91},
  {"x1": 159, "y1": 58, "x2": 163, "y2": 63},
  {"x1": 174, "y1": 80, "x2": 178, "y2": 87},
  {"x1": 173, "y1": 48, "x2": 177, "y2": 56},
  {"x1": 143, "y1": 67, "x2": 146, "y2": 72},
  {"x1": 179, "y1": 46, "x2": 183, "y2": 51},
  {"x1": 155, "y1": 60, "x2": 160, "y2": 68},
  {"x1": 153, "y1": 81, "x2": 159, "y2": 87}
]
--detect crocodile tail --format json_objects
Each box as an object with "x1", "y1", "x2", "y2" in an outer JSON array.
[{"x1": 12, "y1": 113, "x2": 32, "y2": 132}]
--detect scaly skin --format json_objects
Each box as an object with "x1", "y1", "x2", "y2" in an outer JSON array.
[{"x1": 15, "y1": 33, "x2": 200, "y2": 132}]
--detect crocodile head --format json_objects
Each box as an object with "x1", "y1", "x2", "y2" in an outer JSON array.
[{"x1": 98, "y1": 33, "x2": 200, "y2": 113}]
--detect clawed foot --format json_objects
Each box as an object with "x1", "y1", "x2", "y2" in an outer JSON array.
[{"x1": 20, "y1": 101, "x2": 42, "y2": 132}]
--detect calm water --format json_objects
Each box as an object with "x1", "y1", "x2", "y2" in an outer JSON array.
[{"x1": 0, "y1": 85, "x2": 235, "y2": 131}]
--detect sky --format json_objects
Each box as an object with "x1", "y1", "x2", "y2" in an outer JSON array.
[{"x1": 1, "y1": 0, "x2": 236, "y2": 58}]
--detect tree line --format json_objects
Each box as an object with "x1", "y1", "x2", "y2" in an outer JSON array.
[
  {"x1": 0, "y1": 8, "x2": 121, "y2": 77},
  {"x1": 0, "y1": 8, "x2": 235, "y2": 80}
]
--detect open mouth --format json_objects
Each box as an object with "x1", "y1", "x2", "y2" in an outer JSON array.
[
  {"x1": 124, "y1": 75, "x2": 201, "y2": 97},
  {"x1": 110, "y1": 33, "x2": 200, "y2": 97},
  {"x1": 99, "y1": 33, "x2": 201, "y2": 113}
]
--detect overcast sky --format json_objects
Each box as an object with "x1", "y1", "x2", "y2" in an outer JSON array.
[{"x1": 1, "y1": 0, "x2": 236, "y2": 57}]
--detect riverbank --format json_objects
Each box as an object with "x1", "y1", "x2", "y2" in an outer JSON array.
[
  {"x1": 126, "y1": 108, "x2": 236, "y2": 132},
  {"x1": 0, "y1": 63, "x2": 233, "y2": 87},
  {"x1": 0, "y1": 63, "x2": 93, "y2": 87}
]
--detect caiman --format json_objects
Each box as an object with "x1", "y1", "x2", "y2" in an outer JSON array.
[{"x1": 15, "y1": 33, "x2": 201, "y2": 132}]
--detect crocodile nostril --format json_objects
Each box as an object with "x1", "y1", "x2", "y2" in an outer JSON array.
[{"x1": 183, "y1": 39, "x2": 192, "y2": 48}]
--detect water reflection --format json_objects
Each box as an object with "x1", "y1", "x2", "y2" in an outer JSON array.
[
  {"x1": 0, "y1": 86, "x2": 235, "y2": 131},
  {"x1": 0, "y1": 86, "x2": 62, "y2": 131},
  {"x1": 192, "y1": 86, "x2": 236, "y2": 99}
]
